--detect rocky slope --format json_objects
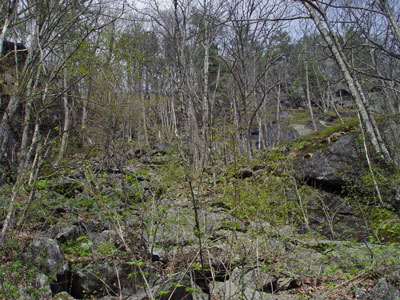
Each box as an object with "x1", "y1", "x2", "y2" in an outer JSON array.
[{"x1": 2, "y1": 113, "x2": 400, "y2": 300}]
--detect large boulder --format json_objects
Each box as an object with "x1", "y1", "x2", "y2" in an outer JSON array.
[
  {"x1": 368, "y1": 278, "x2": 400, "y2": 300},
  {"x1": 23, "y1": 237, "x2": 69, "y2": 277},
  {"x1": 296, "y1": 134, "x2": 364, "y2": 193},
  {"x1": 70, "y1": 261, "x2": 141, "y2": 298},
  {"x1": 23, "y1": 237, "x2": 70, "y2": 293}
]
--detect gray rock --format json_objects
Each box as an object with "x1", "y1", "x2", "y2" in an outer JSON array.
[
  {"x1": 92, "y1": 230, "x2": 118, "y2": 253},
  {"x1": 268, "y1": 296, "x2": 297, "y2": 300},
  {"x1": 292, "y1": 124, "x2": 313, "y2": 137},
  {"x1": 279, "y1": 246, "x2": 324, "y2": 277},
  {"x1": 210, "y1": 280, "x2": 267, "y2": 300},
  {"x1": 148, "y1": 245, "x2": 168, "y2": 263},
  {"x1": 232, "y1": 267, "x2": 278, "y2": 293},
  {"x1": 126, "y1": 290, "x2": 149, "y2": 300},
  {"x1": 71, "y1": 261, "x2": 139, "y2": 298},
  {"x1": 154, "y1": 273, "x2": 193, "y2": 300},
  {"x1": 35, "y1": 273, "x2": 52, "y2": 299},
  {"x1": 151, "y1": 142, "x2": 172, "y2": 156},
  {"x1": 353, "y1": 287, "x2": 368, "y2": 299},
  {"x1": 48, "y1": 224, "x2": 82, "y2": 243},
  {"x1": 311, "y1": 295, "x2": 329, "y2": 300},
  {"x1": 23, "y1": 237, "x2": 69, "y2": 276},
  {"x1": 52, "y1": 292, "x2": 76, "y2": 300},
  {"x1": 296, "y1": 134, "x2": 363, "y2": 191},
  {"x1": 369, "y1": 278, "x2": 400, "y2": 300},
  {"x1": 17, "y1": 273, "x2": 53, "y2": 300},
  {"x1": 381, "y1": 118, "x2": 400, "y2": 166}
]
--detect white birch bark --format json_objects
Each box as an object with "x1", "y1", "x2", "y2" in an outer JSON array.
[{"x1": 303, "y1": 1, "x2": 392, "y2": 164}]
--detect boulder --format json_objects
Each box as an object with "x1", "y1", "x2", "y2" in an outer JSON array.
[
  {"x1": 23, "y1": 237, "x2": 70, "y2": 293},
  {"x1": 92, "y1": 230, "x2": 119, "y2": 253},
  {"x1": 155, "y1": 273, "x2": 193, "y2": 300},
  {"x1": 231, "y1": 267, "x2": 278, "y2": 293},
  {"x1": 368, "y1": 278, "x2": 400, "y2": 300},
  {"x1": 70, "y1": 261, "x2": 139, "y2": 298},
  {"x1": 52, "y1": 292, "x2": 76, "y2": 300},
  {"x1": 151, "y1": 142, "x2": 173, "y2": 156},
  {"x1": 210, "y1": 280, "x2": 267, "y2": 300},
  {"x1": 296, "y1": 134, "x2": 363, "y2": 193},
  {"x1": 23, "y1": 237, "x2": 69, "y2": 276}
]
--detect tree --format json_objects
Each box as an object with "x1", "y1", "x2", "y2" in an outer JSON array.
[
  {"x1": 301, "y1": 0, "x2": 393, "y2": 165},
  {"x1": 0, "y1": 0, "x2": 106, "y2": 244},
  {"x1": 222, "y1": 0, "x2": 287, "y2": 160}
]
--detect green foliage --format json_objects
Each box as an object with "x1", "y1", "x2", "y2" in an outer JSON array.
[
  {"x1": 292, "y1": 111, "x2": 309, "y2": 121},
  {"x1": 0, "y1": 239, "x2": 45, "y2": 299},
  {"x1": 127, "y1": 259, "x2": 147, "y2": 266},
  {"x1": 219, "y1": 172, "x2": 299, "y2": 225},
  {"x1": 96, "y1": 241, "x2": 117, "y2": 255},
  {"x1": 369, "y1": 208, "x2": 400, "y2": 243},
  {"x1": 286, "y1": 116, "x2": 358, "y2": 153},
  {"x1": 62, "y1": 236, "x2": 92, "y2": 257},
  {"x1": 293, "y1": 140, "x2": 312, "y2": 152}
]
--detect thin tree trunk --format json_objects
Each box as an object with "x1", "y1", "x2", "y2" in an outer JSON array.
[
  {"x1": 305, "y1": 62, "x2": 317, "y2": 131},
  {"x1": 303, "y1": 1, "x2": 392, "y2": 164},
  {"x1": 141, "y1": 72, "x2": 149, "y2": 145},
  {"x1": 55, "y1": 68, "x2": 71, "y2": 165},
  {"x1": 378, "y1": 0, "x2": 400, "y2": 48},
  {"x1": 81, "y1": 79, "x2": 90, "y2": 146},
  {"x1": 276, "y1": 84, "x2": 282, "y2": 145},
  {"x1": 329, "y1": 87, "x2": 344, "y2": 124},
  {"x1": 0, "y1": 0, "x2": 19, "y2": 59}
]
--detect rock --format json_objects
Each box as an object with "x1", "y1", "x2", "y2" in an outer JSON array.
[
  {"x1": 23, "y1": 237, "x2": 69, "y2": 276},
  {"x1": 263, "y1": 123, "x2": 298, "y2": 147},
  {"x1": 48, "y1": 224, "x2": 82, "y2": 243},
  {"x1": 148, "y1": 245, "x2": 168, "y2": 263},
  {"x1": 232, "y1": 267, "x2": 278, "y2": 293},
  {"x1": 16, "y1": 273, "x2": 53, "y2": 300},
  {"x1": 368, "y1": 278, "x2": 400, "y2": 300},
  {"x1": 235, "y1": 169, "x2": 253, "y2": 179},
  {"x1": 126, "y1": 290, "x2": 149, "y2": 300},
  {"x1": 292, "y1": 124, "x2": 313, "y2": 137},
  {"x1": 311, "y1": 295, "x2": 329, "y2": 300},
  {"x1": 151, "y1": 142, "x2": 172, "y2": 156},
  {"x1": 132, "y1": 272, "x2": 194, "y2": 300},
  {"x1": 52, "y1": 292, "x2": 76, "y2": 299},
  {"x1": 48, "y1": 177, "x2": 83, "y2": 198},
  {"x1": 381, "y1": 117, "x2": 400, "y2": 166},
  {"x1": 210, "y1": 280, "x2": 267, "y2": 300},
  {"x1": 210, "y1": 280, "x2": 296, "y2": 300},
  {"x1": 353, "y1": 287, "x2": 368, "y2": 299},
  {"x1": 92, "y1": 230, "x2": 118, "y2": 253},
  {"x1": 35, "y1": 273, "x2": 53, "y2": 299},
  {"x1": 296, "y1": 134, "x2": 363, "y2": 193},
  {"x1": 70, "y1": 261, "x2": 139, "y2": 298}
]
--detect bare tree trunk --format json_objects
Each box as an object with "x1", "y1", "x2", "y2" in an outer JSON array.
[
  {"x1": 201, "y1": 14, "x2": 211, "y2": 166},
  {"x1": 378, "y1": 0, "x2": 400, "y2": 48},
  {"x1": 305, "y1": 62, "x2": 317, "y2": 131},
  {"x1": 276, "y1": 84, "x2": 282, "y2": 145},
  {"x1": 81, "y1": 79, "x2": 90, "y2": 146},
  {"x1": 303, "y1": 1, "x2": 392, "y2": 164},
  {"x1": 140, "y1": 71, "x2": 149, "y2": 145},
  {"x1": 329, "y1": 86, "x2": 344, "y2": 124},
  {"x1": 0, "y1": 0, "x2": 19, "y2": 59},
  {"x1": 0, "y1": 111, "x2": 42, "y2": 245},
  {"x1": 55, "y1": 68, "x2": 71, "y2": 165},
  {"x1": 0, "y1": 94, "x2": 21, "y2": 164}
]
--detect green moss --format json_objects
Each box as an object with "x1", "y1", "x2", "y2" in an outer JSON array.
[
  {"x1": 292, "y1": 111, "x2": 309, "y2": 121},
  {"x1": 287, "y1": 117, "x2": 359, "y2": 152}
]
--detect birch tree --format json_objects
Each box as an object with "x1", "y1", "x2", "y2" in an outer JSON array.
[{"x1": 301, "y1": 0, "x2": 393, "y2": 164}]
